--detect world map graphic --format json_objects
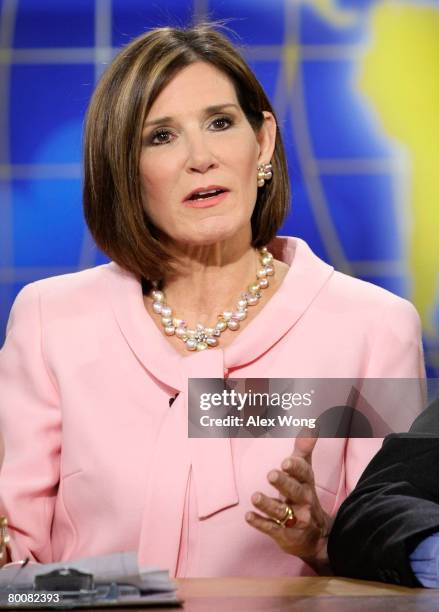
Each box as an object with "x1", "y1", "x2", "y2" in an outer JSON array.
[{"x1": 0, "y1": 0, "x2": 438, "y2": 377}]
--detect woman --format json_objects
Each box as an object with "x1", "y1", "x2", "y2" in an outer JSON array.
[{"x1": 0, "y1": 24, "x2": 425, "y2": 577}]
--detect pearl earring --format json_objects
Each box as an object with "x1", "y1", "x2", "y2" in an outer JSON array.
[{"x1": 257, "y1": 162, "x2": 273, "y2": 188}]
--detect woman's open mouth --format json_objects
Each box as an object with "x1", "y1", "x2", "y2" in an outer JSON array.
[{"x1": 183, "y1": 186, "x2": 230, "y2": 208}]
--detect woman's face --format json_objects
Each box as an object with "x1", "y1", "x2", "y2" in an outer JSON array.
[{"x1": 139, "y1": 61, "x2": 276, "y2": 248}]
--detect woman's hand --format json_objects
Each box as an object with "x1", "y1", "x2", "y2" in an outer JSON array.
[
  {"x1": 245, "y1": 434, "x2": 333, "y2": 573},
  {"x1": 0, "y1": 432, "x2": 9, "y2": 567}
]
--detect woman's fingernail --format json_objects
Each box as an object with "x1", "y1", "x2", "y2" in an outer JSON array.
[
  {"x1": 282, "y1": 459, "x2": 292, "y2": 471},
  {"x1": 246, "y1": 512, "x2": 254, "y2": 521},
  {"x1": 252, "y1": 493, "x2": 261, "y2": 504},
  {"x1": 268, "y1": 471, "x2": 279, "y2": 483}
]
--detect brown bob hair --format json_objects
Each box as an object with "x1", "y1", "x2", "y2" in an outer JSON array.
[{"x1": 83, "y1": 23, "x2": 290, "y2": 283}]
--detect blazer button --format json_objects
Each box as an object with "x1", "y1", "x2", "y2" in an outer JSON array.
[{"x1": 169, "y1": 393, "x2": 179, "y2": 407}]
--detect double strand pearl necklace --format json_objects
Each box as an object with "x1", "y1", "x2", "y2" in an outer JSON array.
[{"x1": 150, "y1": 247, "x2": 275, "y2": 352}]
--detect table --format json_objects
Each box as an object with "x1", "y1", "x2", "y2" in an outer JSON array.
[{"x1": 171, "y1": 577, "x2": 438, "y2": 611}]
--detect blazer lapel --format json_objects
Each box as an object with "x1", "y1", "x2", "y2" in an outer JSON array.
[
  {"x1": 104, "y1": 262, "x2": 183, "y2": 392},
  {"x1": 225, "y1": 236, "x2": 334, "y2": 367}
]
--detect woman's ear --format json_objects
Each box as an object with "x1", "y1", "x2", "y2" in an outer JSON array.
[{"x1": 257, "y1": 111, "x2": 277, "y2": 164}]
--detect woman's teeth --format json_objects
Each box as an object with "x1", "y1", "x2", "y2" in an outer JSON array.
[{"x1": 191, "y1": 189, "x2": 223, "y2": 200}]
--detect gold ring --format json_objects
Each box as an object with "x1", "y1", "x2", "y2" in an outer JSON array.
[
  {"x1": 274, "y1": 504, "x2": 295, "y2": 528},
  {"x1": 0, "y1": 516, "x2": 10, "y2": 560}
]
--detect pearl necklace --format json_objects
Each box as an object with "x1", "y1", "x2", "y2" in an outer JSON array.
[{"x1": 150, "y1": 247, "x2": 275, "y2": 351}]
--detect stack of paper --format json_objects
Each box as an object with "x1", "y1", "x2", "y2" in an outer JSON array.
[{"x1": 0, "y1": 552, "x2": 181, "y2": 608}]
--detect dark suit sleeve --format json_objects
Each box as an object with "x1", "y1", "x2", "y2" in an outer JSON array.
[{"x1": 328, "y1": 397, "x2": 439, "y2": 586}]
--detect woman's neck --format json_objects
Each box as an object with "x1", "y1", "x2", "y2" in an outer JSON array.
[{"x1": 162, "y1": 241, "x2": 260, "y2": 328}]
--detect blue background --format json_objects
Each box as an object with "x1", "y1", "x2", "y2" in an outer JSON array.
[{"x1": 1, "y1": 0, "x2": 438, "y2": 377}]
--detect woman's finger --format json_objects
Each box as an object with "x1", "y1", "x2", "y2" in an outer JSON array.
[
  {"x1": 292, "y1": 432, "x2": 318, "y2": 463},
  {"x1": 267, "y1": 470, "x2": 312, "y2": 505},
  {"x1": 281, "y1": 456, "x2": 314, "y2": 484},
  {"x1": 251, "y1": 492, "x2": 295, "y2": 523},
  {"x1": 245, "y1": 511, "x2": 282, "y2": 538}
]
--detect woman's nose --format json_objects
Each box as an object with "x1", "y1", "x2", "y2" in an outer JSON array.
[{"x1": 185, "y1": 135, "x2": 217, "y2": 174}]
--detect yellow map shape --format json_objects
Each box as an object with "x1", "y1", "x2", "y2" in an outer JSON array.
[
  {"x1": 358, "y1": 1, "x2": 439, "y2": 337},
  {"x1": 302, "y1": 0, "x2": 358, "y2": 27}
]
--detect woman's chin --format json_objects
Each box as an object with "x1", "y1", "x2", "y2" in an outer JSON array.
[{"x1": 178, "y1": 218, "x2": 246, "y2": 246}]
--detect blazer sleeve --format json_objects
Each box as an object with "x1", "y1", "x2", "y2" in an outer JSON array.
[
  {"x1": 328, "y1": 401, "x2": 439, "y2": 586},
  {"x1": 343, "y1": 297, "x2": 426, "y2": 496},
  {"x1": 0, "y1": 283, "x2": 61, "y2": 562}
]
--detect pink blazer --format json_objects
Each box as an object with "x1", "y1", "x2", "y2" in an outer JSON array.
[{"x1": 0, "y1": 237, "x2": 426, "y2": 577}]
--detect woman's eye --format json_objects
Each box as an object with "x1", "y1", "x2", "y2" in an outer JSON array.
[
  {"x1": 210, "y1": 116, "x2": 233, "y2": 130},
  {"x1": 147, "y1": 117, "x2": 232, "y2": 145},
  {"x1": 150, "y1": 130, "x2": 173, "y2": 146}
]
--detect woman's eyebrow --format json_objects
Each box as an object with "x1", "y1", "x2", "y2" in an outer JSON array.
[{"x1": 143, "y1": 103, "x2": 239, "y2": 128}]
